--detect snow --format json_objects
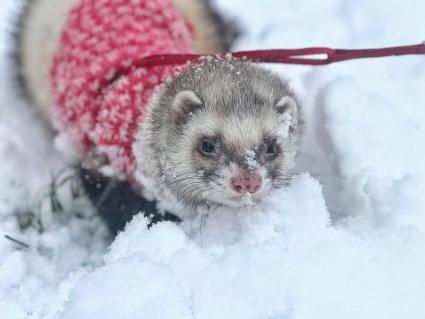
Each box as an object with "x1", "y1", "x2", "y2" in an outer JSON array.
[
  {"x1": 244, "y1": 149, "x2": 259, "y2": 169},
  {"x1": 1, "y1": 0, "x2": 425, "y2": 318}
]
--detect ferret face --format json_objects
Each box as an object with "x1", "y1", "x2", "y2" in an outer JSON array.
[{"x1": 143, "y1": 60, "x2": 301, "y2": 209}]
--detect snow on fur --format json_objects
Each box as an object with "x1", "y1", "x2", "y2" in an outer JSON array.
[{"x1": 1, "y1": 0, "x2": 425, "y2": 318}]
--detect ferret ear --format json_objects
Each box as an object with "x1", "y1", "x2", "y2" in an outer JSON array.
[
  {"x1": 275, "y1": 96, "x2": 297, "y2": 117},
  {"x1": 172, "y1": 90, "x2": 203, "y2": 115}
]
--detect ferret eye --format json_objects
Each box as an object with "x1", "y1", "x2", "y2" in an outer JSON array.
[
  {"x1": 201, "y1": 141, "x2": 216, "y2": 154},
  {"x1": 265, "y1": 141, "x2": 277, "y2": 159}
]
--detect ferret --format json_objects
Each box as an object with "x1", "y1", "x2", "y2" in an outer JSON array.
[
  {"x1": 135, "y1": 59, "x2": 301, "y2": 213},
  {"x1": 14, "y1": 0, "x2": 302, "y2": 220}
]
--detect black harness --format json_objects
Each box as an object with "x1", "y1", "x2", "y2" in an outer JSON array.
[{"x1": 79, "y1": 167, "x2": 180, "y2": 236}]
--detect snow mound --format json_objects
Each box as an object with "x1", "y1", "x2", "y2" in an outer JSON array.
[
  {"x1": 58, "y1": 176, "x2": 425, "y2": 319},
  {"x1": 58, "y1": 175, "x2": 328, "y2": 319}
]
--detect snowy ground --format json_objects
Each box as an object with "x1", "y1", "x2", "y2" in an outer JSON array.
[{"x1": 1, "y1": 0, "x2": 425, "y2": 318}]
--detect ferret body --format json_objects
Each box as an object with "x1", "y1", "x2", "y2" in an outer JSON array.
[{"x1": 15, "y1": 0, "x2": 301, "y2": 220}]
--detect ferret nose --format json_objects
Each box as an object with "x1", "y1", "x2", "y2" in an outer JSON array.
[{"x1": 231, "y1": 173, "x2": 262, "y2": 194}]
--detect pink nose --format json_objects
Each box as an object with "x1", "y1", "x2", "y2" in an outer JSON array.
[{"x1": 231, "y1": 173, "x2": 262, "y2": 194}]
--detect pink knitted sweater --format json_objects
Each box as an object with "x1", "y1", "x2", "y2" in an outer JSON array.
[{"x1": 51, "y1": 0, "x2": 194, "y2": 179}]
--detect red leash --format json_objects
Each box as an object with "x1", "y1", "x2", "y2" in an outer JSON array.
[
  {"x1": 110, "y1": 43, "x2": 425, "y2": 83},
  {"x1": 128, "y1": 42, "x2": 424, "y2": 68}
]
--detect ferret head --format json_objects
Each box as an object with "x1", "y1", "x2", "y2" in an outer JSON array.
[{"x1": 137, "y1": 59, "x2": 301, "y2": 209}]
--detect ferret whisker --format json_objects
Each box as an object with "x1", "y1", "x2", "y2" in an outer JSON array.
[
  {"x1": 296, "y1": 151, "x2": 316, "y2": 159},
  {"x1": 199, "y1": 206, "x2": 206, "y2": 248},
  {"x1": 167, "y1": 173, "x2": 205, "y2": 185},
  {"x1": 308, "y1": 172, "x2": 341, "y2": 180},
  {"x1": 176, "y1": 185, "x2": 212, "y2": 205},
  {"x1": 168, "y1": 178, "x2": 205, "y2": 186},
  {"x1": 209, "y1": 179, "x2": 227, "y2": 189}
]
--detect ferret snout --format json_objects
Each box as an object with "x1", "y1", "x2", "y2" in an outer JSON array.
[{"x1": 231, "y1": 173, "x2": 263, "y2": 194}]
